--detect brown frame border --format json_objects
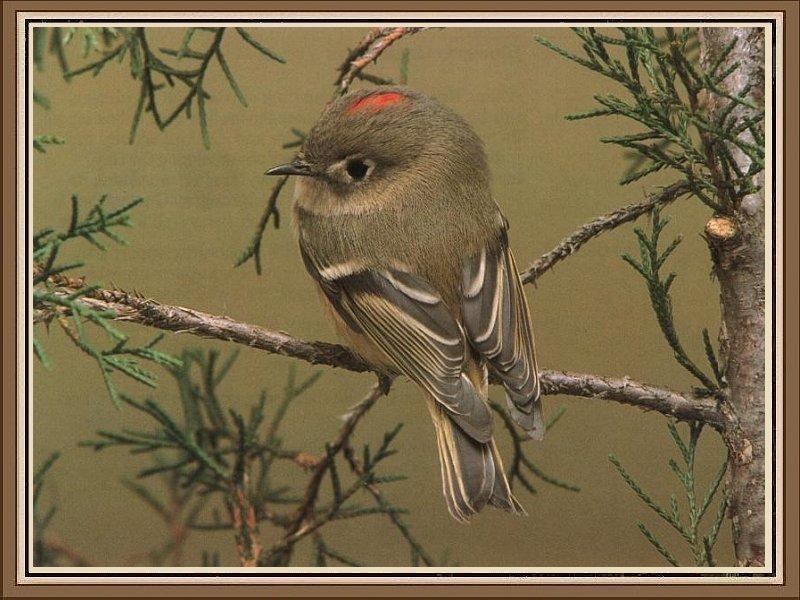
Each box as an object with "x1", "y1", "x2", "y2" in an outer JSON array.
[{"x1": 3, "y1": 2, "x2": 797, "y2": 597}]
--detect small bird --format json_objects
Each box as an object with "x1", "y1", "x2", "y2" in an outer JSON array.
[{"x1": 267, "y1": 87, "x2": 543, "y2": 522}]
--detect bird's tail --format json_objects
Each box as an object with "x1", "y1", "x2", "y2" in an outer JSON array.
[{"x1": 427, "y1": 400, "x2": 525, "y2": 522}]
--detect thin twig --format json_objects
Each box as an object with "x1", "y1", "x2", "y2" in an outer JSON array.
[
  {"x1": 234, "y1": 174, "x2": 288, "y2": 274},
  {"x1": 341, "y1": 439, "x2": 435, "y2": 566},
  {"x1": 334, "y1": 27, "x2": 425, "y2": 94},
  {"x1": 40, "y1": 538, "x2": 96, "y2": 567},
  {"x1": 520, "y1": 181, "x2": 690, "y2": 284},
  {"x1": 227, "y1": 486, "x2": 262, "y2": 567},
  {"x1": 259, "y1": 378, "x2": 391, "y2": 565}
]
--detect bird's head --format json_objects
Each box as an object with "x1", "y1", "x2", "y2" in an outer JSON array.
[{"x1": 266, "y1": 87, "x2": 488, "y2": 209}]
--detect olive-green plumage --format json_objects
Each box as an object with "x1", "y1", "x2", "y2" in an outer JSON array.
[{"x1": 268, "y1": 86, "x2": 543, "y2": 522}]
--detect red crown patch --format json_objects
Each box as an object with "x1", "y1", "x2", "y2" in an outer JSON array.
[{"x1": 346, "y1": 92, "x2": 407, "y2": 114}]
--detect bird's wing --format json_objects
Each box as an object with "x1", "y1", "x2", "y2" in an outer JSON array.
[
  {"x1": 299, "y1": 241, "x2": 493, "y2": 443},
  {"x1": 461, "y1": 233, "x2": 544, "y2": 438}
]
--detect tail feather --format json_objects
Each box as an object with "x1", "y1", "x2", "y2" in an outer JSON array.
[
  {"x1": 505, "y1": 391, "x2": 546, "y2": 441},
  {"x1": 487, "y1": 438, "x2": 526, "y2": 514},
  {"x1": 429, "y1": 400, "x2": 524, "y2": 522}
]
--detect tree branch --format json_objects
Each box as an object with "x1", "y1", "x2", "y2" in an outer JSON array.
[
  {"x1": 520, "y1": 181, "x2": 690, "y2": 284},
  {"x1": 334, "y1": 27, "x2": 425, "y2": 94},
  {"x1": 35, "y1": 275, "x2": 372, "y2": 374},
  {"x1": 35, "y1": 273, "x2": 724, "y2": 428},
  {"x1": 540, "y1": 370, "x2": 724, "y2": 429}
]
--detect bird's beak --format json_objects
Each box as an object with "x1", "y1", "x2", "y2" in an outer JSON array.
[{"x1": 265, "y1": 159, "x2": 315, "y2": 177}]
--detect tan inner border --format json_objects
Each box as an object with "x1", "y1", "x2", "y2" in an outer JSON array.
[{"x1": 3, "y1": 2, "x2": 798, "y2": 597}]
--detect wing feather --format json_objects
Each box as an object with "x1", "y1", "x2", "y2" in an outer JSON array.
[
  {"x1": 462, "y1": 239, "x2": 544, "y2": 439},
  {"x1": 299, "y1": 240, "x2": 492, "y2": 442}
]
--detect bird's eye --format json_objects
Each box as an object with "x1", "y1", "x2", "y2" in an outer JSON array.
[{"x1": 346, "y1": 159, "x2": 369, "y2": 181}]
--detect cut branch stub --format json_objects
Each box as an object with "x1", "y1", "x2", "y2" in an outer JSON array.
[{"x1": 705, "y1": 217, "x2": 738, "y2": 243}]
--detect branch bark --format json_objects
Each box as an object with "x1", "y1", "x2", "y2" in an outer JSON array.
[
  {"x1": 699, "y1": 27, "x2": 766, "y2": 568},
  {"x1": 35, "y1": 275, "x2": 724, "y2": 428},
  {"x1": 540, "y1": 370, "x2": 724, "y2": 429}
]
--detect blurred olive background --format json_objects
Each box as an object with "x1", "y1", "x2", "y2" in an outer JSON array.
[{"x1": 32, "y1": 26, "x2": 732, "y2": 568}]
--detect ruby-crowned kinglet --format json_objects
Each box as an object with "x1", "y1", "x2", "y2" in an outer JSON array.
[{"x1": 267, "y1": 87, "x2": 543, "y2": 522}]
